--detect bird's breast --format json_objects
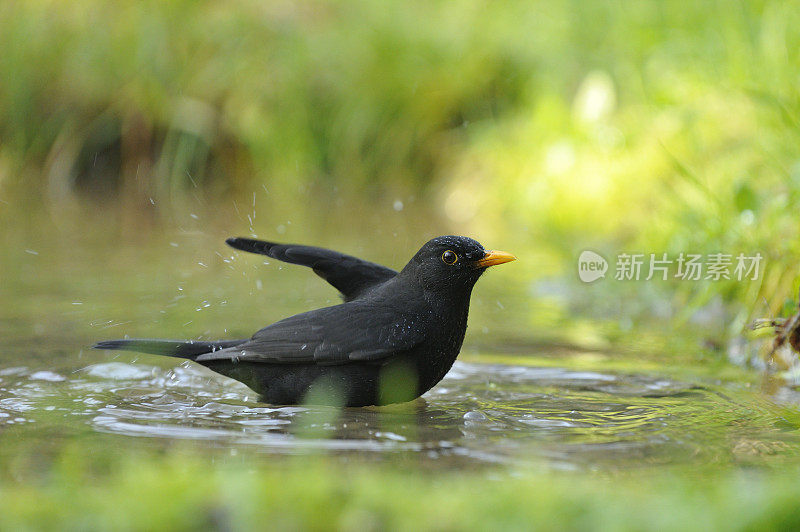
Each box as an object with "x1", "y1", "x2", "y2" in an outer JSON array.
[{"x1": 410, "y1": 301, "x2": 470, "y2": 394}]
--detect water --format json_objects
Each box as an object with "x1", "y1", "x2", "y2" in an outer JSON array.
[
  {"x1": 2, "y1": 352, "x2": 798, "y2": 471},
  {"x1": 2, "y1": 223, "x2": 800, "y2": 474}
]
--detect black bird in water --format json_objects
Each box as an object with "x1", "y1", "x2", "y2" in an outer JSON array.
[{"x1": 94, "y1": 236, "x2": 515, "y2": 406}]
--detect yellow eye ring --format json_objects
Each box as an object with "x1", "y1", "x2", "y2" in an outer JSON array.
[{"x1": 441, "y1": 250, "x2": 458, "y2": 265}]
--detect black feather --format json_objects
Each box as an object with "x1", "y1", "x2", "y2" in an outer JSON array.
[
  {"x1": 92, "y1": 339, "x2": 247, "y2": 360},
  {"x1": 225, "y1": 237, "x2": 397, "y2": 301}
]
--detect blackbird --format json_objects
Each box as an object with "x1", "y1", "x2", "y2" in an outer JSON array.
[{"x1": 94, "y1": 236, "x2": 515, "y2": 406}]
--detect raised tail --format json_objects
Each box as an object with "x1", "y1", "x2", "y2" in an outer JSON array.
[{"x1": 92, "y1": 339, "x2": 247, "y2": 360}]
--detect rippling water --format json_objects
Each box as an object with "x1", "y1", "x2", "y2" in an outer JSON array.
[
  {"x1": 2, "y1": 232, "x2": 799, "y2": 473},
  {"x1": 2, "y1": 356, "x2": 798, "y2": 470}
]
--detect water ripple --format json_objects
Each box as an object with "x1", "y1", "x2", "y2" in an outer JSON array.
[{"x1": 0, "y1": 359, "x2": 798, "y2": 469}]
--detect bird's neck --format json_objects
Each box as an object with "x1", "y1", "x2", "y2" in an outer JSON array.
[
  {"x1": 426, "y1": 285, "x2": 474, "y2": 323},
  {"x1": 391, "y1": 269, "x2": 476, "y2": 322}
]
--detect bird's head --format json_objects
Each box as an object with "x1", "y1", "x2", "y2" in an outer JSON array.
[{"x1": 401, "y1": 236, "x2": 516, "y2": 295}]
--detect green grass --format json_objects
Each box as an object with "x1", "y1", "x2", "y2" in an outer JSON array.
[{"x1": 3, "y1": 445, "x2": 800, "y2": 531}]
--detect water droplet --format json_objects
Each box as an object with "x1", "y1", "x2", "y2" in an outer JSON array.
[{"x1": 463, "y1": 410, "x2": 487, "y2": 422}]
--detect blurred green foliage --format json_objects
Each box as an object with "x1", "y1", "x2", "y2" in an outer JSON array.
[
  {"x1": 3, "y1": 443, "x2": 800, "y2": 531},
  {"x1": 2, "y1": 0, "x2": 800, "y2": 354}
]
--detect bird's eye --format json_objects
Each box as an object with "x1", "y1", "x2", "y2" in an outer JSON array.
[{"x1": 441, "y1": 250, "x2": 458, "y2": 265}]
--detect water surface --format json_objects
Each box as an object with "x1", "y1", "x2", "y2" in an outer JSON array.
[
  {"x1": 1, "y1": 225, "x2": 799, "y2": 474},
  {"x1": 2, "y1": 350, "x2": 798, "y2": 471}
]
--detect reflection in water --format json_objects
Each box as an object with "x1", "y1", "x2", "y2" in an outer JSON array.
[{"x1": 1, "y1": 359, "x2": 798, "y2": 470}]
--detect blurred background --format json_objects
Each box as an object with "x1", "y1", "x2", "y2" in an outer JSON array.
[
  {"x1": 3, "y1": 0, "x2": 800, "y2": 365},
  {"x1": 3, "y1": 1, "x2": 800, "y2": 528}
]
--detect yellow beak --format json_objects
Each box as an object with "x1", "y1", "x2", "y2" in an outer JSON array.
[{"x1": 474, "y1": 250, "x2": 516, "y2": 268}]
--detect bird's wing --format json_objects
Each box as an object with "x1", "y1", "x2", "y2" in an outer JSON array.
[
  {"x1": 195, "y1": 302, "x2": 426, "y2": 365},
  {"x1": 226, "y1": 238, "x2": 397, "y2": 301}
]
